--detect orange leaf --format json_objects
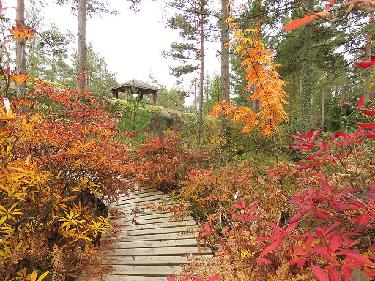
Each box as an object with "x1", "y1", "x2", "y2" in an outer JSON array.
[
  {"x1": 325, "y1": 0, "x2": 336, "y2": 11},
  {"x1": 282, "y1": 15, "x2": 318, "y2": 31}
]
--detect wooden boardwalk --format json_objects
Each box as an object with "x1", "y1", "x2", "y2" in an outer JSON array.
[{"x1": 86, "y1": 187, "x2": 210, "y2": 281}]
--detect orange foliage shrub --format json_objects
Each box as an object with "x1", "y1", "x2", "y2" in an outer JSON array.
[
  {"x1": 133, "y1": 132, "x2": 206, "y2": 192},
  {"x1": 211, "y1": 18, "x2": 288, "y2": 135},
  {"x1": 0, "y1": 81, "x2": 132, "y2": 280}
]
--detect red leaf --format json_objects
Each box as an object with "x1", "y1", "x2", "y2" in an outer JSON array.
[
  {"x1": 335, "y1": 132, "x2": 349, "y2": 139},
  {"x1": 289, "y1": 213, "x2": 303, "y2": 223},
  {"x1": 357, "y1": 96, "x2": 365, "y2": 109},
  {"x1": 283, "y1": 15, "x2": 318, "y2": 31},
  {"x1": 233, "y1": 199, "x2": 246, "y2": 210},
  {"x1": 167, "y1": 277, "x2": 177, "y2": 281},
  {"x1": 355, "y1": 56, "x2": 375, "y2": 69},
  {"x1": 200, "y1": 223, "x2": 214, "y2": 238},
  {"x1": 258, "y1": 239, "x2": 282, "y2": 259},
  {"x1": 257, "y1": 257, "x2": 272, "y2": 265},
  {"x1": 357, "y1": 123, "x2": 375, "y2": 129},
  {"x1": 327, "y1": 267, "x2": 342, "y2": 281},
  {"x1": 285, "y1": 221, "x2": 298, "y2": 233},
  {"x1": 314, "y1": 245, "x2": 330, "y2": 258},
  {"x1": 315, "y1": 210, "x2": 330, "y2": 219},
  {"x1": 355, "y1": 214, "x2": 370, "y2": 228},
  {"x1": 208, "y1": 274, "x2": 220, "y2": 281},
  {"x1": 290, "y1": 256, "x2": 307, "y2": 268},
  {"x1": 330, "y1": 234, "x2": 341, "y2": 252},
  {"x1": 340, "y1": 250, "x2": 375, "y2": 267},
  {"x1": 320, "y1": 176, "x2": 332, "y2": 195},
  {"x1": 362, "y1": 110, "x2": 375, "y2": 115},
  {"x1": 312, "y1": 265, "x2": 330, "y2": 281}
]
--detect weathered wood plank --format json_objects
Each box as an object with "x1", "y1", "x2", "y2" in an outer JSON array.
[
  {"x1": 119, "y1": 194, "x2": 168, "y2": 203},
  {"x1": 103, "y1": 275, "x2": 168, "y2": 281},
  {"x1": 116, "y1": 201, "x2": 174, "y2": 208},
  {"x1": 115, "y1": 232, "x2": 196, "y2": 241},
  {"x1": 116, "y1": 239, "x2": 197, "y2": 249},
  {"x1": 109, "y1": 246, "x2": 211, "y2": 257},
  {"x1": 103, "y1": 255, "x2": 193, "y2": 265},
  {"x1": 126, "y1": 226, "x2": 196, "y2": 236},
  {"x1": 112, "y1": 213, "x2": 173, "y2": 222},
  {"x1": 114, "y1": 208, "x2": 170, "y2": 216},
  {"x1": 119, "y1": 220, "x2": 196, "y2": 230},
  {"x1": 110, "y1": 265, "x2": 181, "y2": 276}
]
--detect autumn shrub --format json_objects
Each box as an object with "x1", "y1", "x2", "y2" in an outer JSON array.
[
  {"x1": 133, "y1": 131, "x2": 207, "y2": 192},
  {"x1": 180, "y1": 116, "x2": 290, "y2": 168},
  {"x1": 0, "y1": 79, "x2": 133, "y2": 280},
  {"x1": 180, "y1": 100, "x2": 374, "y2": 281}
]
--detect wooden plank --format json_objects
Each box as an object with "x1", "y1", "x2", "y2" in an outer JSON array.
[
  {"x1": 110, "y1": 265, "x2": 182, "y2": 276},
  {"x1": 117, "y1": 219, "x2": 196, "y2": 229},
  {"x1": 109, "y1": 246, "x2": 211, "y2": 257},
  {"x1": 116, "y1": 239, "x2": 197, "y2": 249},
  {"x1": 113, "y1": 212, "x2": 173, "y2": 222},
  {"x1": 114, "y1": 207, "x2": 169, "y2": 216},
  {"x1": 127, "y1": 226, "x2": 196, "y2": 236},
  {"x1": 116, "y1": 201, "x2": 174, "y2": 208},
  {"x1": 119, "y1": 194, "x2": 167, "y2": 203},
  {"x1": 104, "y1": 275, "x2": 168, "y2": 281},
  {"x1": 125, "y1": 191, "x2": 165, "y2": 199},
  {"x1": 103, "y1": 255, "x2": 193, "y2": 265},
  {"x1": 115, "y1": 232, "x2": 196, "y2": 241}
]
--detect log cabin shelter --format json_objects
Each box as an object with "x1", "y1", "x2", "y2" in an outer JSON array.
[{"x1": 111, "y1": 79, "x2": 159, "y2": 105}]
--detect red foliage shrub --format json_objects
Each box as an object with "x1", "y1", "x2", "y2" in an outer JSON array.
[{"x1": 180, "y1": 99, "x2": 374, "y2": 280}]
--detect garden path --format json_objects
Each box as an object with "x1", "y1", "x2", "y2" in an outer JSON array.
[{"x1": 84, "y1": 186, "x2": 210, "y2": 281}]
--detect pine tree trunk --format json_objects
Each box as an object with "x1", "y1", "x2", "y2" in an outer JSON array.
[
  {"x1": 300, "y1": 0, "x2": 314, "y2": 132},
  {"x1": 253, "y1": 0, "x2": 262, "y2": 112},
  {"x1": 77, "y1": 0, "x2": 87, "y2": 90},
  {"x1": 198, "y1": 5, "x2": 205, "y2": 147},
  {"x1": 16, "y1": 0, "x2": 26, "y2": 96},
  {"x1": 364, "y1": 12, "x2": 373, "y2": 103},
  {"x1": 220, "y1": 0, "x2": 230, "y2": 101},
  {"x1": 321, "y1": 89, "x2": 325, "y2": 130}
]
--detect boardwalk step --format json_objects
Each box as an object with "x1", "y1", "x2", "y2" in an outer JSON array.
[
  {"x1": 109, "y1": 246, "x2": 210, "y2": 256},
  {"x1": 81, "y1": 188, "x2": 210, "y2": 281}
]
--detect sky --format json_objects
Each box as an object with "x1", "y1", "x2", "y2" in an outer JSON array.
[{"x1": 4, "y1": 0, "x2": 221, "y2": 92}]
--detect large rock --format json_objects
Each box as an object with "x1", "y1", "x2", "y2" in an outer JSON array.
[{"x1": 149, "y1": 109, "x2": 176, "y2": 134}]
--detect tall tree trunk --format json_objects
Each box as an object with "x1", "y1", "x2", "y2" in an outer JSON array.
[
  {"x1": 321, "y1": 89, "x2": 325, "y2": 130},
  {"x1": 77, "y1": 0, "x2": 87, "y2": 90},
  {"x1": 16, "y1": 0, "x2": 26, "y2": 96},
  {"x1": 198, "y1": 5, "x2": 205, "y2": 147},
  {"x1": 220, "y1": 0, "x2": 230, "y2": 101},
  {"x1": 300, "y1": 0, "x2": 314, "y2": 131},
  {"x1": 253, "y1": 0, "x2": 261, "y2": 112},
  {"x1": 364, "y1": 12, "x2": 373, "y2": 103},
  {"x1": 193, "y1": 79, "x2": 197, "y2": 113}
]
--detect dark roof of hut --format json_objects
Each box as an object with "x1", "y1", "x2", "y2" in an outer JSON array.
[{"x1": 112, "y1": 79, "x2": 158, "y2": 92}]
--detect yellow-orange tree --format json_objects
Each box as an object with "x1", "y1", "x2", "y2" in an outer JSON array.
[{"x1": 212, "y1": 17, "x2": 288, "y2": 135}]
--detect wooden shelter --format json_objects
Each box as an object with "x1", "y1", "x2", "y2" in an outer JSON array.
[{"x1": 111, "y1": 79, "x2": 158, "y2": 105}]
